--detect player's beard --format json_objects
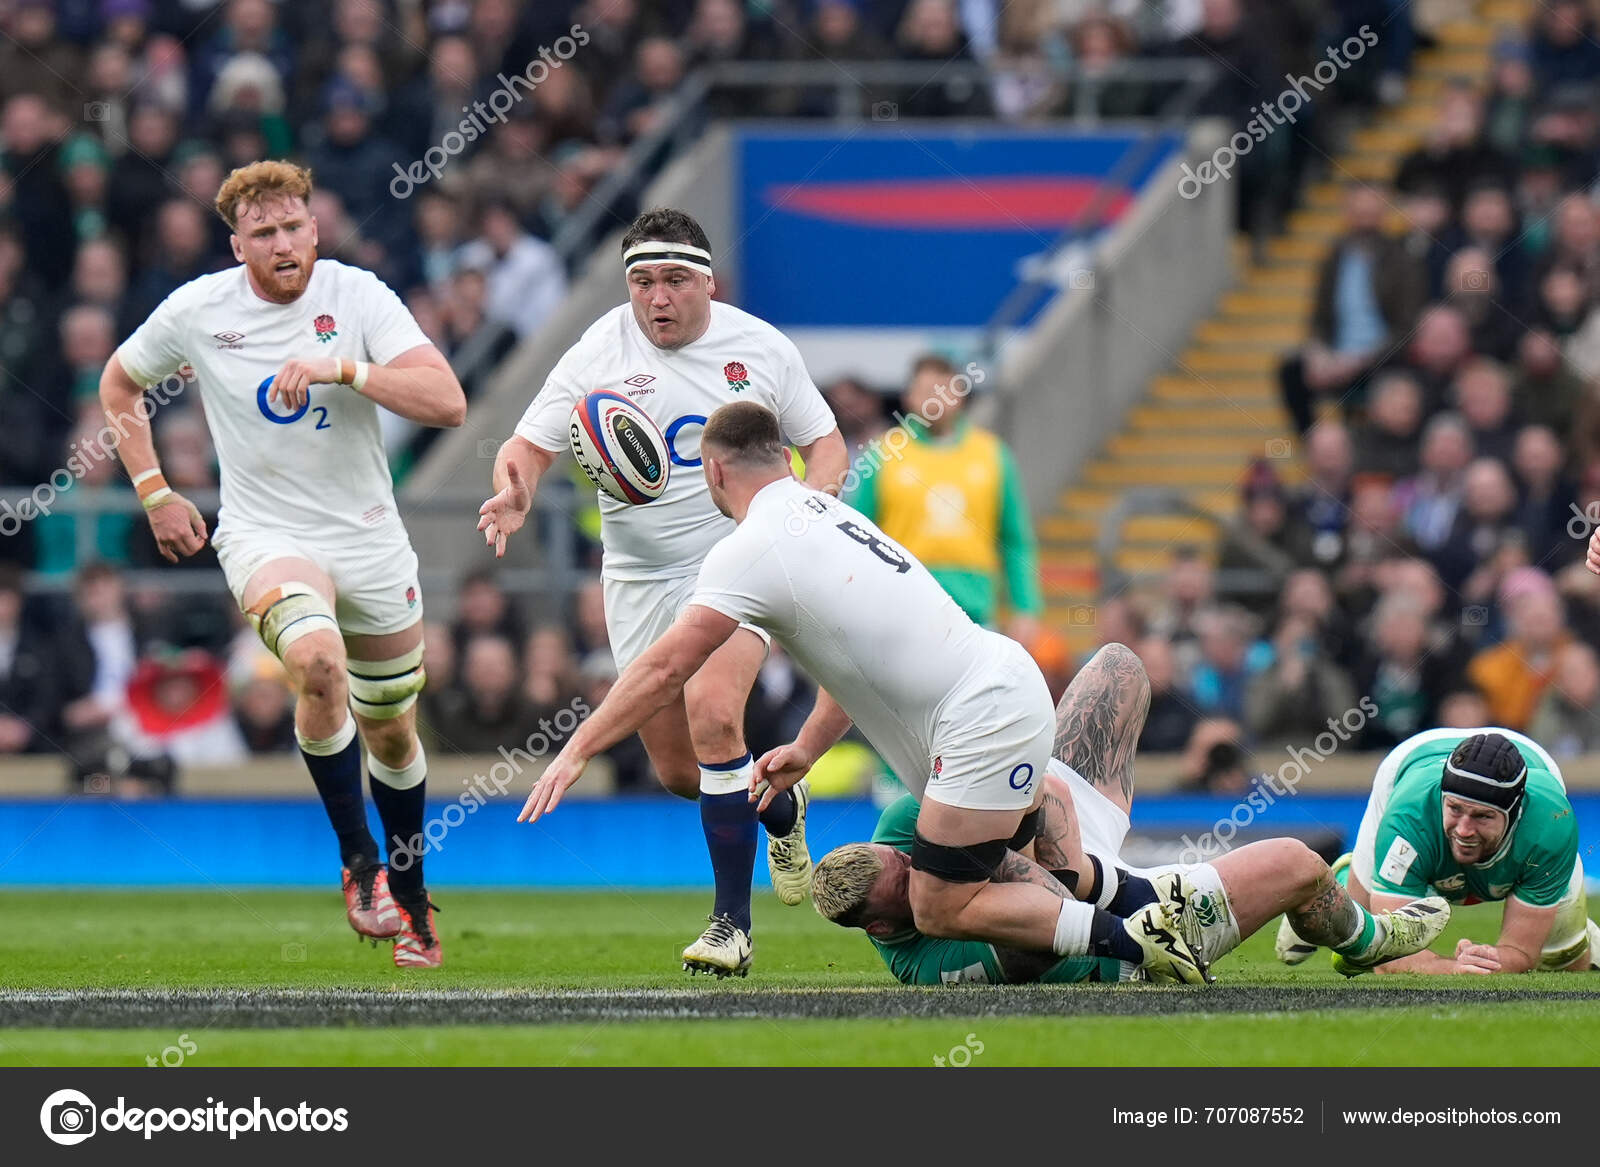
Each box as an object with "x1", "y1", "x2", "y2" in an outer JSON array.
[{"x1": 254, "y1": 253, "x2": 313, "y2": 302}]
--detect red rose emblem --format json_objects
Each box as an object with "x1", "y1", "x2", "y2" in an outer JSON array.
[
  {"x1": 724, "y1": 361, "x2": 747, "y2": 382},
  {"x1": 315, "y1": 314, "x2": 336, "y2": 333}
]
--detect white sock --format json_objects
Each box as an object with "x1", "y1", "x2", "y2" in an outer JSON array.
[
  {"x1": 699, "y1": 753, "x2": 753, "y2": 796},
  {"x1": 1052, "y1": 898, "x2": 1096, "y2": 956}
]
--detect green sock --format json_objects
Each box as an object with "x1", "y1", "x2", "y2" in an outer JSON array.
[{"x1": 1331, "y1": 908, "x2": 1381, "y2": 961}]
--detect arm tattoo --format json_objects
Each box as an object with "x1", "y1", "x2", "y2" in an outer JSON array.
[
  {"x1": 1051, "y1": 643, "x2": 1150, "y2": 802},
  {"x1": 994, "y1": 850, "x2": 1072, "y2": 897},
  {"x1": 1032, "y1": 790, "x2": 1074, "y2": 873},
  {"x1": 991, "y1": 850, "x2": 1071, "y2": 982}
]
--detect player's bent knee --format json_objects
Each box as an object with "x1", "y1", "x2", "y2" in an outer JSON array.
[
  {"x1": 288, "y1": 640, "x2": 348, "y2": 705},
  {"x1": 347, "y1": 644, "x2": 426, "y2": 721},
  {"x1": 683, "y1": 675, "x2": 745, "y2": 746},
  {"x1": 248, "y1": 581, "x2": 338, "y2": 659}
]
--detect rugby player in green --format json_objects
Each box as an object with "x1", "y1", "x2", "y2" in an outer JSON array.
[
  {"x1": 813, "y1": 644, "x2": 1451, "y2": 985},
  {"x1": 1277, "y1": 727, "x2": 1596, "y2": 975}
]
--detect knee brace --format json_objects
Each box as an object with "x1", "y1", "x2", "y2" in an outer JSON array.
[
  {"x1": 347, "y1": 644, "x2": 426, "y2": 720},
  {"x1": 246, "y1": 581, "x2": 338, "y2": 658}
]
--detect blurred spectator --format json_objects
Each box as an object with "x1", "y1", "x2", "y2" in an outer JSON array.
[
  {"x1": 599, "y1": 35, "x2": 689, "y2": 145},
  {"x1": 822, "y1": 376, "x2": 891, "y2": 458},
  {"x1": 33, "y1": 420, "x2": 134, "y2": 575},
  {"x1": 1136, "y1": 635, "x2": 1199, "y2": 753},
  {"x1": 414, "y1": 191, "x2": 466, "y2": 290},
  {"x1": 190, "y1": 0, "x2": 294, "y2": 121},
  {"x1": 458, "y1": 105, "x2": 554, "y2": 224},
  {"x1": 107, "y1": 103, "x2": 179, "y2": 257},
  {"x1": 1452, "y1": 357, "x2": 1520, "y2": 464},
  {"x1": 125, "y1": 199, "x2": 226, "y2": 325},
  {"x1": 1528, "y1": 0, "x2": 1600, "y2": 100},
  {"x1": 1438, "y1": 688, "x2": 1493, "y2": 729},
  {"x1": 426, "y1": 633, "x2": 543, "y2": 754},
  {"x1": 573, "y1": 575, "x2": 611, "y2": 659},
  {"x1": 1511, "y1": 424, "x2": 1577, "y2": 565},
  {"x1": 0, "y1": 565, "x2": 66, "y2": 754},
  {"x1": 1528, "y1": 640, "x2": 1600, "y2": 757},
  {"x1": 1397, "y1": 304, "x2": 1474, "y2": 413},
  {"x1": 1354, "y1": 593, "x2": 1451, "y2": 748},
  {"x1": 1514, "y1": 328, "x2": 1585, "y2": 439},
  {"x1": 1188, "y1": 604, "x2": 1264, "y2": 723},
  {"x1": 1442, "y1": 247, "x2": 1520, "y2": 362},
  {"x1": 1147, "y1": 545, "x2": 1215, "y2": 668},
  {"x1": 454, "y1": 201, "x2": 567, "y2": 339},
  {"x1": 0, "y1": 0, "x2": 84, "y2": 108},
  {"x1": 1352, "y1": 370, "x2": 1424, "y2": 479},
  {"x1": 1245, "y1": 603, "x2": 1356, "y2": 746},
  {"x1": 1284, "y1": 421, "x2": 1353, "y2": 570},
  {"x1": 3, "y1": 94, "x2": 75, "y2": 292},
  {"x1": 1394, "y1": 81, "x2": 1515, "y2": 211},
  {"x1": 1174, "y1": 718, "x2": 1250, "y2": 793},
  {"x1": 1217, "y1": 460, "x2": 1296, "y2": 612},
  {"x1": 114, "y1": 648, "x2": 246, "y2": 766},
  {"x1": 743, "y1": 643, "x2": 817, "y2": 756},
  {"x1": 850, "y1": 354, "x2": 1042, "y2": 638},
  {"x1": 302, "y1": 80, "x2": 406, "y2": 263},
  {"x1": 1467, "y1": 569, "x2": 1570, "y2": 731},
  {"x1": 451, "y1": 567, "x2": 527, "y2": 664},
  {"x1": 1396, "y1": 413, "x2": 1473, "y2": 557},
  {"x1": 1279, "y1": 185, "x2": 1427, "y2": 435},
  {"x1": 1430, "y1": 457, "x2": 1521, "y2": 594},
  {"x1": 894, "y1": 0, "x2": 991, "y2": 119},
  {"x1": 1026, "y1": 628, "x2": 1073, "y2": 706},
  {"x1": 231, "y1": 655, "x2": 297, "y2": 753},
  {"x1": 524, "y1": 624, "x2": 582, "y2": 716}
]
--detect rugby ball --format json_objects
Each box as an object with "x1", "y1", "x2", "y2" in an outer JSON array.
[{"x1": 569, "y1": 390, "x2": 670, "y2": 504}]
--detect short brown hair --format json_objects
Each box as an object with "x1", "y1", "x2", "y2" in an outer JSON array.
[
  {"x1": 910, "y1": 353, "x2": 956, "y2": 381},
  {"x1": 701, "y1": 402, "x2": 785, "y2": 467},
  {"x1": 215, "y1": 160, "x2": 313, "y2": 230}
]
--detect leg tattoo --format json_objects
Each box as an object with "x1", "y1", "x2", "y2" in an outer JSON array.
[{"x1": 1051, "y1": 642, "x2": 1150, "y2": 803}]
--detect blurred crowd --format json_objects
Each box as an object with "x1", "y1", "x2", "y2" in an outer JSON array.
[{"x1": 1129, "y1": 0, "x2": 1600, "y2": 787}]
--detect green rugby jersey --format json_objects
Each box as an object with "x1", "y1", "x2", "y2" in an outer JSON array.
[
  {"x1": 1370, "y1": 732, "x2": 1578, "y2": 907},
  {"x1": 866, "y1": 795, "x2": 1121, "y2": 985}
]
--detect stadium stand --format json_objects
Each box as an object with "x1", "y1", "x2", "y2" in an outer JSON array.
[{"x1": 5, "y1": 0, "x2": 1600, "y2": 800}]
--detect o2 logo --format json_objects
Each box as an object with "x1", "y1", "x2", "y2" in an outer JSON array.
[
  {"x1": 663, "y1": 413, "x2": 707, "y2": 467},
  {"x1": 256, "y1": 376, "x2": 330, "y2": 429},
  {"x1": 1008, "y1": 763, "x2": 1034, "y2": 792}
]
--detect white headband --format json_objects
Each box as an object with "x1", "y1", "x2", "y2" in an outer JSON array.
[{"x1": 623, "y1": 240, "x2": 713, "y2": 278}]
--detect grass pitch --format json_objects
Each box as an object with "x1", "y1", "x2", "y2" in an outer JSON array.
[{"x1": 4, "y1": 890, "x2": 1600, "y2": 1066}]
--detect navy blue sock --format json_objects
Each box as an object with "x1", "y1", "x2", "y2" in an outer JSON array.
[
  {"x1": 757, "y1": 788, "x2": 797, "y2": 838},
  {"x1": 300, "y1": 729, "x2": 377, "y2": 868},
  {"x1": 1107, "y1": 870, "x2": 1159, "y2": 915},
  {"x1": 699, "y1": 776, "x2": 757, "y2": 933},
  {"x1": 370, "y1": 769, "x2": 426, "y2": 902},
  {"x1": 1089, "y1": 908, "x2": 1144, "y2": 963}
]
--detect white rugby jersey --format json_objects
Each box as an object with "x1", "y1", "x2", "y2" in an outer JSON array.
[
  {"x1": 116, "y1": 260, "x2": 432, "y2": 539},
  {"x1": 689, "y1": 476, "x2": 1014, "y2": 799},
  {"x1": 515, "y1": 301, "x2": 837, "y2": 579}
]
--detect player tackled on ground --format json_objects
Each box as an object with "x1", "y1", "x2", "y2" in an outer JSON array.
[
  {"x1": 519, "y1": 402, "x2": 1211, "y2": 982},
  {"x1": 1277, "y1": 727, "x2": 1595, "y2": 974},
  {"x1": 479, "y1": 210, "x2": 848, "y2": 976},
  {"x1": 101, "y1": 161, "x2": 465, "y2": 967},
  {"x1": 811, "y1": 643, "x2": 1449, "y2": 985}
]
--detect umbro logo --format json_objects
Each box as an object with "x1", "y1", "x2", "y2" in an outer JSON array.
[
  {"x1": 213, "y1": 330, "x2": 246, "y2": 349},
  {"x1": 623, "y1": 374, "x2": 655, "y2": 387}
]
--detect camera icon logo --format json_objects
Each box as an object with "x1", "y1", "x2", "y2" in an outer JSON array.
[
  {"x1": 281, "y1": 941, "x2": 307, "y2": 962},
  {"x1": 1068, "y1": 269, "x2": 1095, "y2": 291},
  {"x1": 40, "y1": 1089, "x2": 97, "y2": 1146},
  {"x1": 84, "y1": 102, "x2": 110, "y2": 122},
  {"x1": 1463, "y1": 606, "x2": 1489, "y2": 627},
  {"x1": 1265, "y1": 438, "x2": 1292, "y2": 460},
  {"x1": 870, "y1": 101, "x2": 898, "y2": 122},
  {"x1": 1462, "y1": 268, "x2": 1490, "y2": 291},
  {"x1": 476, "y1": 438, "x2": 500, "y2": 460}
]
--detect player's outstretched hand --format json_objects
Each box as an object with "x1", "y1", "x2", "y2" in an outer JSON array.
[
  {"x1": 477, "y1": 462, "x2": 533, "y2": 558},
  {"x1": 518, "y1": 748, "x2": 587, "y2": 823},
  {"x1": 267, "y1": 357, "x2": 339, "y2": 414},
  {"x1": 1454, "y1": 938, "x2": 1501, "y2": 973},
  {"x1": 751, "y1": 742, "x2": 814, "y2": 812},
  {"x1": 1587, "y1": 527, "x2": 1600, "y2": 575},
  {"x1": 146, "y1": 493, "x2": 208, "y2": 563}
]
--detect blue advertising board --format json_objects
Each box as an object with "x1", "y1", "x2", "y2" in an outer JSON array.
[{"x1": 736, "y1": 127, "x2": 1184, "y2": 329}]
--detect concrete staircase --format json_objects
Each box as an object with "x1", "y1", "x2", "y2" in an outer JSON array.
[{"x1": 1038, "y1": 3, "x2": 1523, "y2": 657}]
